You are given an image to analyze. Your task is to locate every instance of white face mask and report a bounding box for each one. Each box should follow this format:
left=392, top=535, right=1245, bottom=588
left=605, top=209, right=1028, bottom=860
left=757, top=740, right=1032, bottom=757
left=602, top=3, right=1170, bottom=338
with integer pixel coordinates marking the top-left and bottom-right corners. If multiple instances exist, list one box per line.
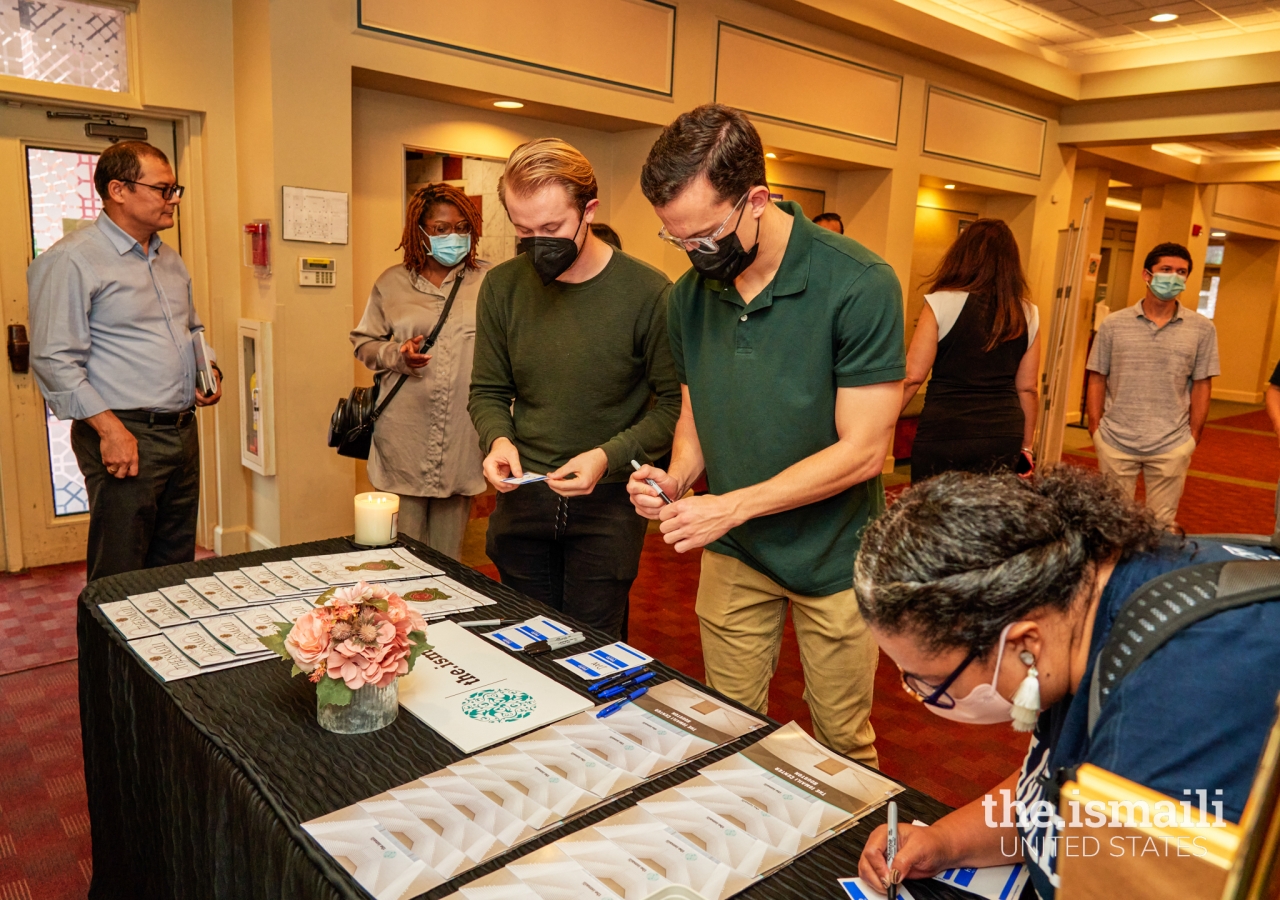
left=925, top=623, right=1020, bottom=725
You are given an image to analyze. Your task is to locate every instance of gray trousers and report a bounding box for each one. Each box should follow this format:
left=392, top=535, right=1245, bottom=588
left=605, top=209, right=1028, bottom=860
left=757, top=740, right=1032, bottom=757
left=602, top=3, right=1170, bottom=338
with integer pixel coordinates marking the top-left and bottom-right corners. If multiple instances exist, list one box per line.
left=397, top=494, right=473, bottom=561
left=71, top=415, right=200, bottom=582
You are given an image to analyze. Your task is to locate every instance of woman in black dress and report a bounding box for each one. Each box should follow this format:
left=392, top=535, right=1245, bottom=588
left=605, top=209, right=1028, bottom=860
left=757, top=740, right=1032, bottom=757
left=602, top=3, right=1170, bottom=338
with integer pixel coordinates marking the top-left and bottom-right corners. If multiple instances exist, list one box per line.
left=904, top=219, right=1041, bottom=482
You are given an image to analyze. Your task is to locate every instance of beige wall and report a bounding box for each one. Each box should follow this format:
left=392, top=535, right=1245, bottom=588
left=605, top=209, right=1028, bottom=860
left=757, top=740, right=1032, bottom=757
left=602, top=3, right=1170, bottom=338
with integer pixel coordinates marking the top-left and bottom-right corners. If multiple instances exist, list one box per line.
left=1215, top=238, right=1280, bottom=403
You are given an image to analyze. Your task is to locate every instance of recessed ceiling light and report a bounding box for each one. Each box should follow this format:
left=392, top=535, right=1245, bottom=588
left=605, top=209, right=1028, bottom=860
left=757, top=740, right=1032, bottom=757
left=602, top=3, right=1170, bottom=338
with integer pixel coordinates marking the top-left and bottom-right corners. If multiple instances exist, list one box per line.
left=1149, top=12, right=1178, bottom=22
left=493, top=100, right=524, bottom=109
left=943, top=184, right=956, bottom=190
left=1105, top=197, right=1142, bottom=212
left=1211, top=231, right=1227, bottom=237
left=765, top=152, right=777, bottom=159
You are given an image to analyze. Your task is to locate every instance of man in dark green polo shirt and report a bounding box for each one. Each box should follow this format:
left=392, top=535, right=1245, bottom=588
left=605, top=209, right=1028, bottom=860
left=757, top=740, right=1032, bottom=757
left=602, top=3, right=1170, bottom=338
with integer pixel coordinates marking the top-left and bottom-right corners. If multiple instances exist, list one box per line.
left=628, top=104, right=904, bottom=765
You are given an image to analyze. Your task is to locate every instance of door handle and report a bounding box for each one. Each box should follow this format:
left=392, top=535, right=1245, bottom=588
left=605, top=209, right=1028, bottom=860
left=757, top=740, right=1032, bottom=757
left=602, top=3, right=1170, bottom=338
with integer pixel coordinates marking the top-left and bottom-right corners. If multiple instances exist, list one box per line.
left=7, top=324, right=29, bottom=374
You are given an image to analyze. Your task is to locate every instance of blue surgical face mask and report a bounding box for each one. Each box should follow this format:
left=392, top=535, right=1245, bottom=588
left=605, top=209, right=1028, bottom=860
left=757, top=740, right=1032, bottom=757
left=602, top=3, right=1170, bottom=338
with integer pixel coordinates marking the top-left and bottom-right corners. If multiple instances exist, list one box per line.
left=422, top=229, right=470, bottom=267
left=1149, top=272, right=1186, bottom=301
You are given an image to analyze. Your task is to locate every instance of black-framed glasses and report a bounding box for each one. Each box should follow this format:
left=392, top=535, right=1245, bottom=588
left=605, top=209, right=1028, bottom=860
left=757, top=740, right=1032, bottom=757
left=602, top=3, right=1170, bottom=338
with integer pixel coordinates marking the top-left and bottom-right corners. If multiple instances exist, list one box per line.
left=899, top=646, right=981, bottom=709
left=121, top=179, right=184, bottom=200
left=419, top=221, right=474, bottom=237
left=657, top=190, right=751, bottom=254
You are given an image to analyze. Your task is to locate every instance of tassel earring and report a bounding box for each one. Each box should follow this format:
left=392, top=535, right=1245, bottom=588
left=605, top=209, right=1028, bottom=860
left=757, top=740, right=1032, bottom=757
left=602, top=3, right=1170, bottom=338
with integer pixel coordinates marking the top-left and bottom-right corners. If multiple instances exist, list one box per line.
left=1011, top=650, right=1041, bottom=732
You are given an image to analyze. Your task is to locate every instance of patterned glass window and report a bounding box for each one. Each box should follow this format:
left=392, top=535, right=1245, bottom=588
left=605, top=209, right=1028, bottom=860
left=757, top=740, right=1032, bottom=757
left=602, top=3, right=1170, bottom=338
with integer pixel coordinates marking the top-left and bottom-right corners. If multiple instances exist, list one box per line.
left=0, top=1, right=128, bottom=93
left=27, top=147, right=101, bottom=517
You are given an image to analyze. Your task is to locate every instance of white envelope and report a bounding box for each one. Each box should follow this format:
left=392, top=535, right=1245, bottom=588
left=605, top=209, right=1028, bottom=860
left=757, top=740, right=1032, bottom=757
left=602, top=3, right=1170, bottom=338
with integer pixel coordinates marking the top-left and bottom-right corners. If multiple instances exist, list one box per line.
left=203, top=614, right=275, bottom=655
left=100, top=600, right=160, bottom=639
left=303, top=807, right=436, bottom=900
left=271, top=599, right=318, bottom=622
left=260, top=560, right=329, bottom=591
left=166, top=622, right=238, bottom=667
left=126, top=592, right=189, bottom=628
left=184, top=575, right=248, bottom=610
left=157, top=583, right=221, bottom=618
left=234, top=606, right=285, bottom=638
left=129, top=634, right=201, bottom=681
left=235, top=565, right=305, bottom=597
left=213, top=570, right=277, bottom=603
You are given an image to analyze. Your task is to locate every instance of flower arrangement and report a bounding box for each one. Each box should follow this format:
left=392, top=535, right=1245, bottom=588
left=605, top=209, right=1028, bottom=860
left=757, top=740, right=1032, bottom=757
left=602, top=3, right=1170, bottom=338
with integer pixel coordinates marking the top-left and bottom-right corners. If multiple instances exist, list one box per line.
left=260, top=581, right=430, bottom=709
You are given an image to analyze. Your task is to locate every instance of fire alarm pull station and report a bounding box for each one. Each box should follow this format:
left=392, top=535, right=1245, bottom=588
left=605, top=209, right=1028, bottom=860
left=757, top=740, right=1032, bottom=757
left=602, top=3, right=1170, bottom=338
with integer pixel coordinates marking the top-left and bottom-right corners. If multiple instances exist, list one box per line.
left=243, top=221, right=270, bottom=278
left=299, top=257, right=336, bottom=286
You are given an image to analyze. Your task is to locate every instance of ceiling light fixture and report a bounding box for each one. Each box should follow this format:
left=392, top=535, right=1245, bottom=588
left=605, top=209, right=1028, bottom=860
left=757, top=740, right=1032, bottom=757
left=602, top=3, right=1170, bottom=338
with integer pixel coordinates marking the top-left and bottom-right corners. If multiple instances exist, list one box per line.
left=493, top=100, right=524, bottom=109
left=1149, top=12, right=1178, bottom=21
left=1211, top=231, right=1227, bottom=238
left=943, top=184, right=956, bottom=190
left=765, top=152, right=777, bottom=159
left=1105, top=197, right=1142, bottom=212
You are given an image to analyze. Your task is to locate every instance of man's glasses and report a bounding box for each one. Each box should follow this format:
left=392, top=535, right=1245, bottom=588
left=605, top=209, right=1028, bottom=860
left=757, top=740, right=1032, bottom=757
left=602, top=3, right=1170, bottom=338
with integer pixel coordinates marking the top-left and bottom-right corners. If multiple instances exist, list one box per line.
left=657, top=191, right=749, bottom=254
left=420, top=221, right=474, bottom=237
left=899, top=646, right=981, bottom=709
left=121, top=180, right=184, bottom=200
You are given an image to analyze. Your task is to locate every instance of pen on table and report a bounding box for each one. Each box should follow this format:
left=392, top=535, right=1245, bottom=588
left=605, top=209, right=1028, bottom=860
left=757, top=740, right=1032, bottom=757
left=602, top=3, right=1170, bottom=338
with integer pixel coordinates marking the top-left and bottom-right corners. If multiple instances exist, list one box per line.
left=458, top=619, right=521, bottom=628
left=595, top=686, right=648, bottom=719
left=589, top=664, right=652, bottom=694
left=597, top=671, right=657, bottom=700
left=630, top=460, right=674, bottom=505
left=886, top=799, right=899, bottom=900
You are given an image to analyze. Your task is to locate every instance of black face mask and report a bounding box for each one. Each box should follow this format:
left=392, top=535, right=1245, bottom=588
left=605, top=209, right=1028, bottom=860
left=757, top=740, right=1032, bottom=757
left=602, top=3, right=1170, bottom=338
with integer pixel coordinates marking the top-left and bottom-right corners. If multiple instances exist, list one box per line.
left=518, top=215, right=585, bottom=286
left=686, top=203, right=760, bottom=283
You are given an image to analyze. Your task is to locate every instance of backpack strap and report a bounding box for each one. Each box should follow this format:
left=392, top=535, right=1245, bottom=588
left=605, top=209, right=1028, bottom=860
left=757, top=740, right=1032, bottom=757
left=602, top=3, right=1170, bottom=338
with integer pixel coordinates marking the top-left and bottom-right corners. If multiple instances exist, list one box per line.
left=1087, top=558, right=1280, bottom=736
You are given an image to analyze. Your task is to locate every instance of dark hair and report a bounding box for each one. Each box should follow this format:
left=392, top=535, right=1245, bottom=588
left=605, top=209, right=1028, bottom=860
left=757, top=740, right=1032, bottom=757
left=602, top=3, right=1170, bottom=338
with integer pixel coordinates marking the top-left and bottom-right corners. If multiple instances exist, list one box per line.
left=397, top=183, right=482, bottom=273
left=589, top=222, right=622, bottom=249
left=1143, top=242, right=1194, bottom=277
left=641, top=104, right=765, bottom=207
left=813, top=212, right=843, bottom=232
left=928, top=218, right=1030, bottom=352
left=853, top=467, right=1164, bottom=658
left=93, top=141, right=170, bottom=202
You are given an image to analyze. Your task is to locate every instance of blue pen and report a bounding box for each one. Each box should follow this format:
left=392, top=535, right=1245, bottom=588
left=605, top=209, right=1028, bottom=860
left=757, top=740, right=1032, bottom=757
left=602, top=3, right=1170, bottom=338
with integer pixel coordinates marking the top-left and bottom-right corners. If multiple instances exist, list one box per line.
left=596, top=686, right=648, bottom=718
left=597, top=671, right=657, bottom=700
left=589, top=665, right=651, bottom=694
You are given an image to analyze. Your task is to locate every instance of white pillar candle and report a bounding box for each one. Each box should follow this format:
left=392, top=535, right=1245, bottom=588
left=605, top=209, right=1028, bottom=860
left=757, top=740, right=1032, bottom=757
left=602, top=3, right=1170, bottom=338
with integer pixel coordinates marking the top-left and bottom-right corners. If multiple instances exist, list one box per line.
left=353, top=492, right=399, bottom=546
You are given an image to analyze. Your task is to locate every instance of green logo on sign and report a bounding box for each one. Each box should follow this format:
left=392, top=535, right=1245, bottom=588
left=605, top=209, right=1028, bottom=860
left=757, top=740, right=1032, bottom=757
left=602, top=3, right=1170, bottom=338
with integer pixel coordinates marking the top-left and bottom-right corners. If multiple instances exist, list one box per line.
left=461, top=688, right=537, bottom=723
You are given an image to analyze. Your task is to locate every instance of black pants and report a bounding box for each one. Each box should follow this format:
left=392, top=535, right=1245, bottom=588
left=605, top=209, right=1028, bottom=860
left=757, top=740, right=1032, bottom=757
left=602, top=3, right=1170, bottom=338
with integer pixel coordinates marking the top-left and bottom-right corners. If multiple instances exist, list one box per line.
left=485, top=481, right=648, bottom=639
left=910, top=435, right=1022, bottom=483
left=71, top=414, right=200, bottom=582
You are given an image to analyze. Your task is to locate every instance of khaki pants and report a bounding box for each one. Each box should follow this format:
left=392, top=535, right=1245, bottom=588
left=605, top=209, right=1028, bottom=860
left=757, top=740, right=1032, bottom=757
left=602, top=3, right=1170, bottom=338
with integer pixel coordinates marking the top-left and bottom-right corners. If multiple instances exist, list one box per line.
left=695, top=549, right=879, bottom=766
left=397, top=494, right=473, bottom=560
left=1093, top=434, right=1196, bottom=529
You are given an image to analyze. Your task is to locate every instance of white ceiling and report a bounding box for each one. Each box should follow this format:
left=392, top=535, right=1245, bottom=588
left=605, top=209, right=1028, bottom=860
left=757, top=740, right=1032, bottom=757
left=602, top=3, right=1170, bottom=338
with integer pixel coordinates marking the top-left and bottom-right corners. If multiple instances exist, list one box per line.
left=916, top=0, right=1280, bottom=56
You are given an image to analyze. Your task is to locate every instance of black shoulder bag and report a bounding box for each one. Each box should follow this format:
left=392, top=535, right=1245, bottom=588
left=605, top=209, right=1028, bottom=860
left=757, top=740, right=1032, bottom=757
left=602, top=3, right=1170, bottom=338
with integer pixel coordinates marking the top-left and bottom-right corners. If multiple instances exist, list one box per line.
left=328, top=270, right=464, bottom=460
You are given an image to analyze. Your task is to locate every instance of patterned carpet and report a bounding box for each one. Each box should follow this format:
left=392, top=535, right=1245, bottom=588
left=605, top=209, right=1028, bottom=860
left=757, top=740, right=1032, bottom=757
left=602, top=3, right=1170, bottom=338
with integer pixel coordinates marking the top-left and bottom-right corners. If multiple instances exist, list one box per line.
left=1, top=412, right=1275, bottom=899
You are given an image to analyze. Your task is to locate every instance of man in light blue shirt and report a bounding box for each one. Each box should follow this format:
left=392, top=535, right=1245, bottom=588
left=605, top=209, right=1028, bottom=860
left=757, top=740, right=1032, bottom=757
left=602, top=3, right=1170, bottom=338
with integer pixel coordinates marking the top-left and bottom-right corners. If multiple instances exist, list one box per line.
left=28, top=140, right=222, bottom=581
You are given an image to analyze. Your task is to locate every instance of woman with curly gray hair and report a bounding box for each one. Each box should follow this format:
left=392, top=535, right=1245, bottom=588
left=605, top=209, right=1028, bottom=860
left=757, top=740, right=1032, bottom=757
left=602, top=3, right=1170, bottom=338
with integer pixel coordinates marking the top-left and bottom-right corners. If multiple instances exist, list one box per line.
left=853, top=466, right=1280, bottom=900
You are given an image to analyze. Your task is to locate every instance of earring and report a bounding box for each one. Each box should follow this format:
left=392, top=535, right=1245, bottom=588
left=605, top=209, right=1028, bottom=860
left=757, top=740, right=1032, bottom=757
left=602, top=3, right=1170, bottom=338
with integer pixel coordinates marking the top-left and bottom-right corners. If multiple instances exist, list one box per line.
left=1011, top=650, right=1041, bottom=732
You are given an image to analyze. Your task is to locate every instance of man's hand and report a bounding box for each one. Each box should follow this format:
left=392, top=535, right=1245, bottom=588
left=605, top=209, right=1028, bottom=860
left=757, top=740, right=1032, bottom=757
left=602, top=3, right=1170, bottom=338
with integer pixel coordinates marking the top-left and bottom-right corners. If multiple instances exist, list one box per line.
left=546, top=448, right=608, bottom=497
left=627, top=464, right=680, bottom=520
left=858, top=823, right=952, bottom=890
left=482, top=437, right=524, bottom=492
left=196, top=366, right=223, bottom=407
left=399, top=335, right=432, bottom=370
left=657, top=493, right=742, bottom=553
left=85, top=411, right=139, bottom=479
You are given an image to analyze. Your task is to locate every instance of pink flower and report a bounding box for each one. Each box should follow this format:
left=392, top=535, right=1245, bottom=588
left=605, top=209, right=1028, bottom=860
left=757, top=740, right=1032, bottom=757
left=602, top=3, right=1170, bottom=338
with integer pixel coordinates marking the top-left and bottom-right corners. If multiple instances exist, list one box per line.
left=285, top=610, right=331, bottom=672
left=385, top=594, right=427, bottom=635
left=330, top=581, right=374, bottom=607
left=325, top=630, right=410, bottom=689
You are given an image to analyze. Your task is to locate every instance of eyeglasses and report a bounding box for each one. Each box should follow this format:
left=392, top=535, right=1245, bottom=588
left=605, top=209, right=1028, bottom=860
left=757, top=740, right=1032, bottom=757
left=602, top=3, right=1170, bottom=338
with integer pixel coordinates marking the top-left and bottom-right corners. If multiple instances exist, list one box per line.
left=120, top=180, right=184, bottom=200
left=899, top=646, right=981, bottom=709
left=420, top=221, right=474, bottom=237
left=657, top=191, right=750, bottom=254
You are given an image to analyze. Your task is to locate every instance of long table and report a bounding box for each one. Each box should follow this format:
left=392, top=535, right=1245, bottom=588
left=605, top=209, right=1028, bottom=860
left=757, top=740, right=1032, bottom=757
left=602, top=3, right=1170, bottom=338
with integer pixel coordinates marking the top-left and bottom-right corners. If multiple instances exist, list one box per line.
left=78, top=536, right=977, bottom=900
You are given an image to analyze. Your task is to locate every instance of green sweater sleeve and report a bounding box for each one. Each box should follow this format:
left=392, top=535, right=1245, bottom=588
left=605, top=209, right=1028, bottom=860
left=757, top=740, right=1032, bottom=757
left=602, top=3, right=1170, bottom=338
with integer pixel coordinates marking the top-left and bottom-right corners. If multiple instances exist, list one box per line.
left=467, top=274, right=518, bottom=454
left=597, top=284, right=681, bottom=476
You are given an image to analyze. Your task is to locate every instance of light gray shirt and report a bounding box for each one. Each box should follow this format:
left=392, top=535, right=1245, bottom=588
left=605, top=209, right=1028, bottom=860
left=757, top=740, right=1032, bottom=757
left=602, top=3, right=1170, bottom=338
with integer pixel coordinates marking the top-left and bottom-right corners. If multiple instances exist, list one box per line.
left=1086, top=300, right=1220, bottom=455
left=351, top=261, right=488, bottom=499
left=28, top=213, right=206, bottom=419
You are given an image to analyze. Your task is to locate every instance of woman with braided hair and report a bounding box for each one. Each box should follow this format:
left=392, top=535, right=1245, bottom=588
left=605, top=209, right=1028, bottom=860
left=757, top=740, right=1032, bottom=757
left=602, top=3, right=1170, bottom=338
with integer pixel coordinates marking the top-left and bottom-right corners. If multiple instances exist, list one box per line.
left=350, top=183, right=490, bottom=559
left=853, top=466, right=1280, bottom=899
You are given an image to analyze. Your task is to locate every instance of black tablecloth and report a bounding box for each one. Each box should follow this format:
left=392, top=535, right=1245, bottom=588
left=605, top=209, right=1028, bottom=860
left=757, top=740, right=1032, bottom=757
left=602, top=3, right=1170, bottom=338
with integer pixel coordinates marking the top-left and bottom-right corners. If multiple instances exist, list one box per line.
left=79, top=536, right=972, bottom=900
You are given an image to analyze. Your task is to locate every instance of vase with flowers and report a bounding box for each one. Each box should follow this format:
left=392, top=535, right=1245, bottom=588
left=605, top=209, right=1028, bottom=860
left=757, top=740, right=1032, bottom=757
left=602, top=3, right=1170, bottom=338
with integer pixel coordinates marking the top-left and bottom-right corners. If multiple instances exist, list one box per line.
left=260, top=580, right=431, bottom=734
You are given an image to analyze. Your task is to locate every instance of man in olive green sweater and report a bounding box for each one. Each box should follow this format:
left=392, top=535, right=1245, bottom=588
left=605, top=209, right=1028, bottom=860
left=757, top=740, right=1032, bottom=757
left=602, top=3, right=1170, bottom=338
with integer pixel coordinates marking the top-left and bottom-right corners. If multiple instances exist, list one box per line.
left=469, top=138, right=679, bottom=638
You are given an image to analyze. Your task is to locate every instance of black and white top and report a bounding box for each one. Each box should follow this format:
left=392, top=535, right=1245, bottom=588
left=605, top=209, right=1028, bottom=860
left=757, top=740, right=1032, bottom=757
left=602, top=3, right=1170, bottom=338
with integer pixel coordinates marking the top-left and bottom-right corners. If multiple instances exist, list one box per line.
left=914, top=291, right=1038, bottom=444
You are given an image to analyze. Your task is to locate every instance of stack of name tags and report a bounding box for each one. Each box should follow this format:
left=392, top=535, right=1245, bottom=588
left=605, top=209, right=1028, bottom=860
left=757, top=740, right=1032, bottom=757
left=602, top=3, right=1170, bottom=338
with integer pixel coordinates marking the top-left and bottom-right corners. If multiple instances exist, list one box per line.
left=99, top=548, right=496, bottom=682
left=303, top=681, right=903, bottom=900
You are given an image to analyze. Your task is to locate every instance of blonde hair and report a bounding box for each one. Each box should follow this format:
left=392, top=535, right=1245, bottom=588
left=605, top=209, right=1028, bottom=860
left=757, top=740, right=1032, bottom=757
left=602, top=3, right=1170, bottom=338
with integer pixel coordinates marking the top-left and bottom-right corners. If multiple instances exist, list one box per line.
left=498, top=138, right=597, bottom=212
